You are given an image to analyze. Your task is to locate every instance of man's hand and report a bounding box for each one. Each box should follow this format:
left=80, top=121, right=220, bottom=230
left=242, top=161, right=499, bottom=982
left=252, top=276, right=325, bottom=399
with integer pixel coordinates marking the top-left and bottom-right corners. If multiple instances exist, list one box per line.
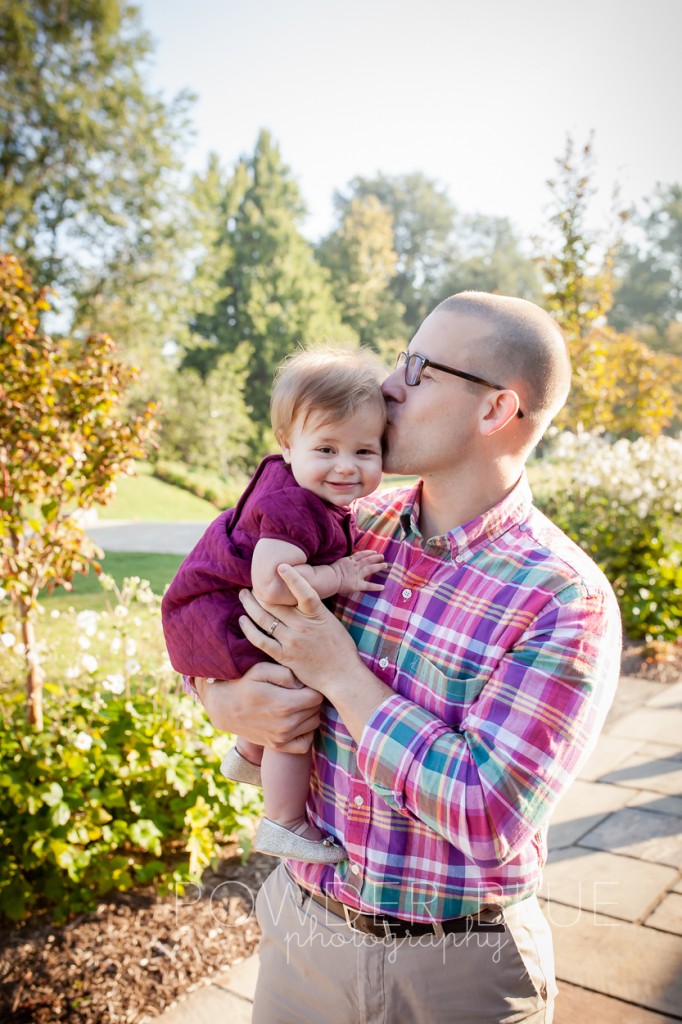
left=238, top=564, right=394, bottom=742
left=238, top=564, right=359, bottom=699
left=194, top=662, right=323, bottom=754
left=332, top=550, right=388, bottom=595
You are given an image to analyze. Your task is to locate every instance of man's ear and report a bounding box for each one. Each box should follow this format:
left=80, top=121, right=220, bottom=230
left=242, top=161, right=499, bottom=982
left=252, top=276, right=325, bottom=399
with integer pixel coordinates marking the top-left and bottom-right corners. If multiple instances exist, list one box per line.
left=479, top=390, right=522, bottom=437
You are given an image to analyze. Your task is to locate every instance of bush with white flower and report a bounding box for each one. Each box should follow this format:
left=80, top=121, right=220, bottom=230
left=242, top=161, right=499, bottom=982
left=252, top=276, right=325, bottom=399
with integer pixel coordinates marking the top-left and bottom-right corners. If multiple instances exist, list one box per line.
left=538, top=431, right=682, bottom=641
left=0, top=575, right=261, bottom=923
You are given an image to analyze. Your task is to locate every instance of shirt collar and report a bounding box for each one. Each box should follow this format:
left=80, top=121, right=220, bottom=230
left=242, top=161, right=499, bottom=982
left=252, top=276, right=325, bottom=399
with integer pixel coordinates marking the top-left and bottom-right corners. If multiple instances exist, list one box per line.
left=399, top=473, right=533, bottom=558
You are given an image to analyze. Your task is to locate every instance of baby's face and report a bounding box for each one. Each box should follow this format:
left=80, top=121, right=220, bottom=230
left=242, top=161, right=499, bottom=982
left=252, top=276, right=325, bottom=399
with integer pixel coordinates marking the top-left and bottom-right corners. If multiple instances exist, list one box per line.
left=280, top=406, right=384, bottom=507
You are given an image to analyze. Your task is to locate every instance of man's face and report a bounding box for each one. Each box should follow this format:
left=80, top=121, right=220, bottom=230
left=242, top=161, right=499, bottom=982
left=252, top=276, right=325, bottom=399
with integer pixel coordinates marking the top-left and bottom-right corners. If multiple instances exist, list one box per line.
left=381, top=310, right=491, bottom=478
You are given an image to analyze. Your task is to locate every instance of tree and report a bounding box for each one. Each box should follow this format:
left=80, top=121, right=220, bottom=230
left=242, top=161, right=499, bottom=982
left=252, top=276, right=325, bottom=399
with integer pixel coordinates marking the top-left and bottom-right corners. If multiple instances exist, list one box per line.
left=0, top=254, right=157, bottom=729
left=536, top=135, right=623, bottom=340
left=334, top=172, right=458, bottom=332
left=434, top=214, right=543, bottom=304
left=531, top=135, right=682, bottom=436
left=554, top=325, right=682, bottom=437
left=184, top=132, right=347, bottom=441
left=610, top=183, right=682, bottom=348
left=0, top=0, right=192, bottom=301
left=317, top=194, right=405, bottom=352
left=156, top=347, right=259, bottom=477
left=70, top=201, right=196, bottom=404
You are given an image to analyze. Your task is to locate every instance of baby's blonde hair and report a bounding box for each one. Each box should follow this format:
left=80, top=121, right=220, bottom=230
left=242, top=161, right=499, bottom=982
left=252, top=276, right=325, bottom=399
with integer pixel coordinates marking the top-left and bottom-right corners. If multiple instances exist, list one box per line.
left=270, top=345, right=387, bottom=444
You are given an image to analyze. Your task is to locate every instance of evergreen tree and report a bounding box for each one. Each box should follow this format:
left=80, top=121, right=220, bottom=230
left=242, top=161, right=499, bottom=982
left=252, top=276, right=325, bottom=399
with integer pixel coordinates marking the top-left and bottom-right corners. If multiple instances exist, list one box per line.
left=185, top=131, right=347, bottom=438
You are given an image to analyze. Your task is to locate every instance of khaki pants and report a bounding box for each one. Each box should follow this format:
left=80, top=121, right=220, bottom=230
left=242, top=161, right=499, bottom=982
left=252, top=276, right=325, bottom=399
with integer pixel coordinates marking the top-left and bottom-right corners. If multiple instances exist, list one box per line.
left=253, top=863, right=556, bottom=1023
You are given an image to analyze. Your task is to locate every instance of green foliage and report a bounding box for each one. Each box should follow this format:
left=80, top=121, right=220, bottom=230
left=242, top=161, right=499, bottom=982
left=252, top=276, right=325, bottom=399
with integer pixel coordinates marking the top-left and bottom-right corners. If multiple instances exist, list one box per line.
left=555, top=325, right=682, bottom=438
left=0, top=683, right=259, bottom=923
left=317, top=195, right=406, bottom=350
left=0, top=253, right=157, bottom=728
left=0, top=575, right=262, bottom=923
left=336, top=172, right=457, bottom=333
left=156, top=348, right=259, bottom=476
left=0, top=0, right=192, bottom=297
left=153, top=462, right=248, bottom=510
left=538, top=432, right=682, bottom=642
left=533, top=136, right=682, bottom=437
left=539, top=492, right=681, bottom=641
left=184, top=131, right=347, bottom=440
left=610, top=183, right=682, bottom=346
left=536, top=134, right=623, bottom=340
left=434, top=215, right=543, bottom=304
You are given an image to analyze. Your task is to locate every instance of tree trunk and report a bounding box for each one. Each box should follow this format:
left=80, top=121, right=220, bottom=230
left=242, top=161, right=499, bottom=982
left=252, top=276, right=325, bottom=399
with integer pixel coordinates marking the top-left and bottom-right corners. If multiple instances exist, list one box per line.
left=20, top=605, right=44, bottom=731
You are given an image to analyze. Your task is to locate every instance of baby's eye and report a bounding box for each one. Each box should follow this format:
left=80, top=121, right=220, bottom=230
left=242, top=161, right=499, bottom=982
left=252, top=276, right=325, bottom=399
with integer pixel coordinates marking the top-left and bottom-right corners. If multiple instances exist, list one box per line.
left=357, top=448, right=379, bottom=456
left=317, top=446, right=335, bottom=454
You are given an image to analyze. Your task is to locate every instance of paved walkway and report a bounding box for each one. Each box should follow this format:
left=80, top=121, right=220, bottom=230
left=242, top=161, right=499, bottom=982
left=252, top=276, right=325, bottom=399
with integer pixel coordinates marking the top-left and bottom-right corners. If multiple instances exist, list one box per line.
left=87, top=519, right=208, bottom=556
left=88, top=524, right=682, bottom=1022
left=153, top=673, right=682, bottom=1024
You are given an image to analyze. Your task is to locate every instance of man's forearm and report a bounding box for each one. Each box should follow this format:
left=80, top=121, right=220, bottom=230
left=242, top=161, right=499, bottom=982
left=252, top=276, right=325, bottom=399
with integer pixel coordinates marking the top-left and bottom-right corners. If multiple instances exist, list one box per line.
left=323, top=661, right=394, bottom=745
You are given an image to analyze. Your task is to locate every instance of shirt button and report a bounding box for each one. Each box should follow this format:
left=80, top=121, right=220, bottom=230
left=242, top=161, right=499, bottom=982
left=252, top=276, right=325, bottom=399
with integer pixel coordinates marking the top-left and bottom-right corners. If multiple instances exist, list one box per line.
left=519, top=523, right=527, bottom=532
left=353, top=795, right=364, bottom=807
left=401, top=588, right=412, bottom=599
left=455, top=554, right=464, bottom=563
left=379, top=657, right=389, bottom=669
left=351, top=864, right=361, bottom=876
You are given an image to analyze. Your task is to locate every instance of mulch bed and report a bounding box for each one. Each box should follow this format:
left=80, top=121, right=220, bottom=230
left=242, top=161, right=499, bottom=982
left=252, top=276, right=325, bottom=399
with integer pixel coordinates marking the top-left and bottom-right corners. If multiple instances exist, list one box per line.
left=2, top=641, right=680, bottom=1024
left=0, top=851, right=275, bottom=1024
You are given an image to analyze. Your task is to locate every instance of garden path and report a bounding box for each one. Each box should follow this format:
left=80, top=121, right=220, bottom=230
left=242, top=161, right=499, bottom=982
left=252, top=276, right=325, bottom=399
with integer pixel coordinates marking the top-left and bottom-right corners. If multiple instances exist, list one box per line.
left=87, top=520, right=207, bottom=556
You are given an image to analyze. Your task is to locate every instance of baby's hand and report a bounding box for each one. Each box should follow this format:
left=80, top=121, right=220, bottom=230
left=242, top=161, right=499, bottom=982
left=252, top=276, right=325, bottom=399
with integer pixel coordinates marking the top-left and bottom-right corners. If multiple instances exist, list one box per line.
left=334, top=550, right=388, bottom=594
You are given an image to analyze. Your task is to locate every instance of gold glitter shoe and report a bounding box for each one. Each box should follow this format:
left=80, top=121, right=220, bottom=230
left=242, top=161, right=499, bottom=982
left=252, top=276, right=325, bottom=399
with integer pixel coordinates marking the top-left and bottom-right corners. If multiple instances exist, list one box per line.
left=253, top=818, right=348, bottom=864
left=220, top=746, right=262, bottom=787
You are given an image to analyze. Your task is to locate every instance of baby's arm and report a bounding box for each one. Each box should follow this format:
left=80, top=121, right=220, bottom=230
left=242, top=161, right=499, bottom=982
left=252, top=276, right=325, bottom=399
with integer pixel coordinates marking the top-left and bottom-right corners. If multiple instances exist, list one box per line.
left=252, top=539, right=387, bottom=605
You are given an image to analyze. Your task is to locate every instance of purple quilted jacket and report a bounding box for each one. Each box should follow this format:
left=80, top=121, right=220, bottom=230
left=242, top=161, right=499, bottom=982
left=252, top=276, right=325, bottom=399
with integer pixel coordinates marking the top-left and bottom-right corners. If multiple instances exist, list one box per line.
left=161, top=456, right=352, bottom=680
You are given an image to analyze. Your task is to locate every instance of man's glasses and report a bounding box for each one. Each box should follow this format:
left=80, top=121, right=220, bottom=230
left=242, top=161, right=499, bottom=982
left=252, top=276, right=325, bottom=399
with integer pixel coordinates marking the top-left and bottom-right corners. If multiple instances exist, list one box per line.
left=395, top=351, right=524, bottom=418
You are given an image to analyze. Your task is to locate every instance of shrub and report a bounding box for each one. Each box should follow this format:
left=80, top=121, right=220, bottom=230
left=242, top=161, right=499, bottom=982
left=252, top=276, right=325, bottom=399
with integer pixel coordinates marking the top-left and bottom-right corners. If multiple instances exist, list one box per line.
left=0, top=577, right=261, bottom=923
left=153, top=460, right=247, bottom=510
left=538, top=431, right=682, bottom=642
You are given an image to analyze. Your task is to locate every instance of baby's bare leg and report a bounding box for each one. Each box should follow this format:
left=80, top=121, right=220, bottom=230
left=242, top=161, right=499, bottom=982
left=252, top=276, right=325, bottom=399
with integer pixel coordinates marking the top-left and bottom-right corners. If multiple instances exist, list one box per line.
left=261, top=747, right=321, bottom=840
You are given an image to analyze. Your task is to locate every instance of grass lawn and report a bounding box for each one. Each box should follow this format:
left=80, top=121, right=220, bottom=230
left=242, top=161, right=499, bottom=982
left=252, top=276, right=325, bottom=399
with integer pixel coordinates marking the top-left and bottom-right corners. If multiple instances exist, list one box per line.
left=41, top=551, right=184, bottom=613
left=96, top=466, right=216, bottom=522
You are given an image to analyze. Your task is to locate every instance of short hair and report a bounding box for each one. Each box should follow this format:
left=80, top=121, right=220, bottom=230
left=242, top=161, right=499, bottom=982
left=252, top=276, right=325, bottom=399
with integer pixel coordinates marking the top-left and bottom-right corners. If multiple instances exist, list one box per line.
left=270, top=345, right=387, bottom=443
left=435, top=292, right=572, bottom=430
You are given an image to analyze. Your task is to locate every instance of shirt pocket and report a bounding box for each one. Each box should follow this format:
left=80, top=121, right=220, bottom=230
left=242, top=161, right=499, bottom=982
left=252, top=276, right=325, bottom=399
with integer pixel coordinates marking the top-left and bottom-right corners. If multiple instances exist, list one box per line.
left=395, top=647, right=486, bottom=725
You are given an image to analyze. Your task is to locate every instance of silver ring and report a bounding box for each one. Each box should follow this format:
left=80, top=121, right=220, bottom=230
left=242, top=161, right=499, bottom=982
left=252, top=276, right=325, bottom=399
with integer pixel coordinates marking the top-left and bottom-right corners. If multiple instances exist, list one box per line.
left=267, top=618, right=281, bottom=637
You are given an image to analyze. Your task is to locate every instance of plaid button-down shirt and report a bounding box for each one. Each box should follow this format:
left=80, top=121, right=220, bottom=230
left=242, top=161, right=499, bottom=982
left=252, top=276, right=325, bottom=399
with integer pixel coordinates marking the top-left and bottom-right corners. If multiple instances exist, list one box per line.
left=290, top=474, right=622, bottom=921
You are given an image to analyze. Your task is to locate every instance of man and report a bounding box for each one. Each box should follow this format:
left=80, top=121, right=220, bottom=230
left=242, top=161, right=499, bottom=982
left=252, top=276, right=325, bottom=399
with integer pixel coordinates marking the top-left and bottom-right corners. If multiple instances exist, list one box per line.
left=196, top=292, right=622, bottom=1023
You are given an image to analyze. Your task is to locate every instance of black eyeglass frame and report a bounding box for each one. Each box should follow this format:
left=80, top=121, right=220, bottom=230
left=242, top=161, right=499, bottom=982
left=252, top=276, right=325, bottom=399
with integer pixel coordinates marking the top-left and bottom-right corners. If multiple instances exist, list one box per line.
left=396, top=351, right=524, bottom=418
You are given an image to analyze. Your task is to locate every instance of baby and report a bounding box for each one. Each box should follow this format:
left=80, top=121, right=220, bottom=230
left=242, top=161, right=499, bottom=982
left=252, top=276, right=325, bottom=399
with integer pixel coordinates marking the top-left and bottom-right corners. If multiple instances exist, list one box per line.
left=162, top=346, right=387, bottom=862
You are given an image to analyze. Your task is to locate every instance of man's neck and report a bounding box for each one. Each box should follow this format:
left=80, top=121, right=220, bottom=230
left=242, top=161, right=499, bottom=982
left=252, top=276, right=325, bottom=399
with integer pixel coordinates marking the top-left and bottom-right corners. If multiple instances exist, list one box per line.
left=417, top=460, right=524, bottom=540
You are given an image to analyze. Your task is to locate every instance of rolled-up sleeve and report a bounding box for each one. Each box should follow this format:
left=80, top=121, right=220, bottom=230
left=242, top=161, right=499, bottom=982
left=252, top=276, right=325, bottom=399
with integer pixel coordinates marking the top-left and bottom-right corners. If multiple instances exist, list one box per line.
left=357, top=583, right=621, bottom=867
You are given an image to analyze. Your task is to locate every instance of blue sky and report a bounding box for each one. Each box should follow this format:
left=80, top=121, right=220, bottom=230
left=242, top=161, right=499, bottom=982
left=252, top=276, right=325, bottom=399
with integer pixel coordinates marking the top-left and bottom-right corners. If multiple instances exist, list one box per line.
left=139, top=0, right=682, bottom=242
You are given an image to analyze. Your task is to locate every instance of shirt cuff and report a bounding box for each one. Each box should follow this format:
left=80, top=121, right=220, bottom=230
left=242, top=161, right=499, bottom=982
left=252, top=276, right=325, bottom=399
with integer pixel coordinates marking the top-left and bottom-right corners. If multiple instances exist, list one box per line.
left=356, top=693, right=449, bottom=812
